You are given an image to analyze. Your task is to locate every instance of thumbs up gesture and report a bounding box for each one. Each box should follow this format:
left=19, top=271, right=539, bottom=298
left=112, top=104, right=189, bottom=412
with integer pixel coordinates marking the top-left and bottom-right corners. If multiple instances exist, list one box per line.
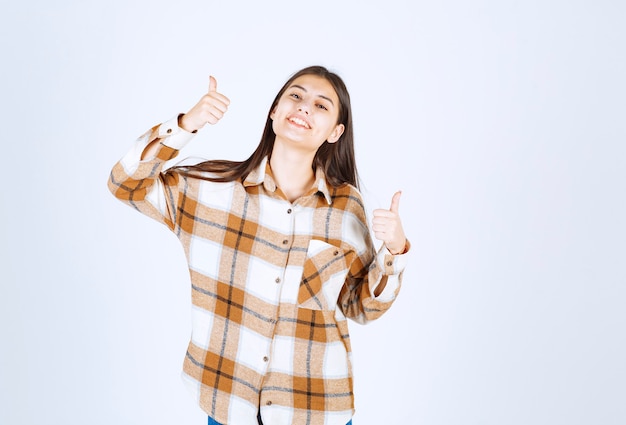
left=179, top=75, right=231, bottom=133
left=372, top=191, right=407, bottom=255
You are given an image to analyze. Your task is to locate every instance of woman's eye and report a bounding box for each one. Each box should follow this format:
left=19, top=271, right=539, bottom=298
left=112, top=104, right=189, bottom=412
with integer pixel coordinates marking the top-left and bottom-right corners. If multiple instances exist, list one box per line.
left=290, top=93, right=301, bottom=99
left=316, top=104, right=328, bottom=111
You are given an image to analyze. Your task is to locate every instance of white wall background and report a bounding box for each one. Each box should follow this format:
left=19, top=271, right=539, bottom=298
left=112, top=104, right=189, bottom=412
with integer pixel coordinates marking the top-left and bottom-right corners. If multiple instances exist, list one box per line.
left=1, top=0, right=625, bottom=424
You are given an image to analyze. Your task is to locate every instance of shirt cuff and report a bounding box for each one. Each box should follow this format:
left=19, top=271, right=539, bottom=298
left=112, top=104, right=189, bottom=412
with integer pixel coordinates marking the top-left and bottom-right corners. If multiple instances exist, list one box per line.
left=378, top=242, right=409, bottom=275
left=157, top=114, right=197, bottom=150
left=369, top=241, right=410, bottom=301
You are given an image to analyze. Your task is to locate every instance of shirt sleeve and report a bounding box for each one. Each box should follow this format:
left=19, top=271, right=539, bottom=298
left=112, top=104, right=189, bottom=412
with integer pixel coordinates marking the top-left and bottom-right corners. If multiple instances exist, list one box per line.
left=107, top=115, right=196, bottom=229
left=337, top=191, right=410, bottom=324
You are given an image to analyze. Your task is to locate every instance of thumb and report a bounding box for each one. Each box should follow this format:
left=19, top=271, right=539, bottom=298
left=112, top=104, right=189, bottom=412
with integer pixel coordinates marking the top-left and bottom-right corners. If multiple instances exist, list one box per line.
left=389, top=190, right=402, bottom=213
left=208, top=75, right=217, bottom=92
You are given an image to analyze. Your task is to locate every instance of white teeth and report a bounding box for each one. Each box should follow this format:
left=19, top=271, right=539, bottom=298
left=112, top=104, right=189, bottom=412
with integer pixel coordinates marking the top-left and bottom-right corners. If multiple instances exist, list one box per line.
left=289, top=117, right=310, bottom=128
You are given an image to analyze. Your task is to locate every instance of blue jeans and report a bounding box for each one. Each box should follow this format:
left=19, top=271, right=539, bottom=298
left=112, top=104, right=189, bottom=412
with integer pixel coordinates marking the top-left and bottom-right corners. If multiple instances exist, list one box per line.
left=208, top=416, right=352, bottom=425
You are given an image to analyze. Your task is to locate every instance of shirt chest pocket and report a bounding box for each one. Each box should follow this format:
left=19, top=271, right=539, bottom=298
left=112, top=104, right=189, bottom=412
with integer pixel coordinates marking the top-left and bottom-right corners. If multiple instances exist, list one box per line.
left=298, top=239, right=351, bottom=311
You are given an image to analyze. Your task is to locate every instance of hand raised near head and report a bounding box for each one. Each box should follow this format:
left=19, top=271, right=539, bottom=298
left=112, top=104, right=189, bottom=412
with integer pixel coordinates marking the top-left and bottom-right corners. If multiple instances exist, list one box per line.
left=372, top=191, right=408, bottom=255
left=179, top=75, right=231, bottom=133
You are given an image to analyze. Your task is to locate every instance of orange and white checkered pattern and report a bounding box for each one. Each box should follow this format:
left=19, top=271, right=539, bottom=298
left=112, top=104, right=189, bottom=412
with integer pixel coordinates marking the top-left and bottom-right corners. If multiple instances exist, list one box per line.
left=108, top=116, right=408, bottom=425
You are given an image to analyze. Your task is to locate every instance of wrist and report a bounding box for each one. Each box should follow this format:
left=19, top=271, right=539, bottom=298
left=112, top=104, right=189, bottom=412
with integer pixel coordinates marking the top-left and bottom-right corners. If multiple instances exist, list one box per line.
left=388, top=239, right=409, bottom=255
left=178, top=113, right=199, bottom=133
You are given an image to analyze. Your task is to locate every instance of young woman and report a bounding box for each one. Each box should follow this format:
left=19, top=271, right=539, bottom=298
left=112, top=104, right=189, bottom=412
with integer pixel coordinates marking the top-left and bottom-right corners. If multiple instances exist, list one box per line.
left=108, top=66, right=409, bottom=425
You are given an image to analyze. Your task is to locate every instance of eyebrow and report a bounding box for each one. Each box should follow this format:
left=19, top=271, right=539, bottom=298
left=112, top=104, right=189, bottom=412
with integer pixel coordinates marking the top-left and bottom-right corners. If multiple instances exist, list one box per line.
left=290, top=84, right=335, bottom=106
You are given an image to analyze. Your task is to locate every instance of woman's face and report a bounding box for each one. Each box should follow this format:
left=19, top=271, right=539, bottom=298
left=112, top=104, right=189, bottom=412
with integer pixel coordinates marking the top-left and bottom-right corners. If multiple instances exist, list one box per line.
left=270, top=74, right=345, bottom=154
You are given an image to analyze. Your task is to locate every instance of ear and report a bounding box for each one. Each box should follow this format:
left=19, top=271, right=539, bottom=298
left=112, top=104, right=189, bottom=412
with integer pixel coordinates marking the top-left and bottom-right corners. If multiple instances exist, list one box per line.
left=327, top=123, right=345, bottom=144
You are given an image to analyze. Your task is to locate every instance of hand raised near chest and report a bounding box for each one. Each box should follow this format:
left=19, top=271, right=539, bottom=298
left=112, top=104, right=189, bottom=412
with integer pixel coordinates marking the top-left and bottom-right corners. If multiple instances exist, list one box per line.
left=179, top=76, right=231, bottom=133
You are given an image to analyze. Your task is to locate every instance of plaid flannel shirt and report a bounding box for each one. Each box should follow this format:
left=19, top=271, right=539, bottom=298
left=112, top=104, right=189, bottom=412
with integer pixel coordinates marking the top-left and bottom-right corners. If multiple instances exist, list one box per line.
left=108, top=116, right=408, bottom=425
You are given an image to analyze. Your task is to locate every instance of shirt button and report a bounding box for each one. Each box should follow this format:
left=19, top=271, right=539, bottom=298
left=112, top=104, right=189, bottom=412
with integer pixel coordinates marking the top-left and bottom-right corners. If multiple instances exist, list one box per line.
left=166, top=128, right=172, bottom=134
left=287, top=208, right=292, bottom=214
left=266, top=401, right=272, bottom=406
left=386, top=261, right=393, bottom=267
left=275, top=277, right=281, bottom=284
left=333, top=250, right=339, bottom=256
left=282, top=239, right=289, bottom=245
left=263, top=356, right=269, bottom=362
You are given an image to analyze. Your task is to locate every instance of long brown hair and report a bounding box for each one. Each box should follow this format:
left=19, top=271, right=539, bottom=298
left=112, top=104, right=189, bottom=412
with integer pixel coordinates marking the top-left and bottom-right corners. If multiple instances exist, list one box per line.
left=175, top=65, right=359, bottom=188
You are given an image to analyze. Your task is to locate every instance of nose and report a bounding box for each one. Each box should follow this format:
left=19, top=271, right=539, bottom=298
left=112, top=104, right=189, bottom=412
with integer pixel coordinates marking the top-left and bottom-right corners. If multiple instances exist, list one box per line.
left=298, top=104, right=310, bottom=115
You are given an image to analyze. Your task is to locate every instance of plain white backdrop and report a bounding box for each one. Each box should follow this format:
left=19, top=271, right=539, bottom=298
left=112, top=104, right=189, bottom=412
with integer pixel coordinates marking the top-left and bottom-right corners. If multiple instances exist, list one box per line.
left=1, top=0, right=625, bottom=424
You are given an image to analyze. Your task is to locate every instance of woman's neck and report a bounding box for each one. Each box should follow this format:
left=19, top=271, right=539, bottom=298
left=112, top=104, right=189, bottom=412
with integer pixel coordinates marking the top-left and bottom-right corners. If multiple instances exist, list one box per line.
left=269, top=143, right=316, bottom=203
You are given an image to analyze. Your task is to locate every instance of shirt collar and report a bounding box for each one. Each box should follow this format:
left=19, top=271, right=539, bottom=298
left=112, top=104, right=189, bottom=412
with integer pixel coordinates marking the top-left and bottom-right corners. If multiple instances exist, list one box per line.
left=243, top=156, right=333, bottom=205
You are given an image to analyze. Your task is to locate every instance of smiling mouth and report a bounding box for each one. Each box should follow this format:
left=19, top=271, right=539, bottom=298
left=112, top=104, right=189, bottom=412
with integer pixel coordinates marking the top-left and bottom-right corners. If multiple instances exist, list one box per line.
left=288, top=116, right=311, bottom=129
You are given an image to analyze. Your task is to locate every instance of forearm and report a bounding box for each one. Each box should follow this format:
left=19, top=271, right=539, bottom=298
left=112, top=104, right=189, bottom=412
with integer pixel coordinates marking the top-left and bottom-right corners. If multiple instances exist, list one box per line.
left=107, top=115, right=196, bottom=225
left=340, top=242, right=410, bottom=323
